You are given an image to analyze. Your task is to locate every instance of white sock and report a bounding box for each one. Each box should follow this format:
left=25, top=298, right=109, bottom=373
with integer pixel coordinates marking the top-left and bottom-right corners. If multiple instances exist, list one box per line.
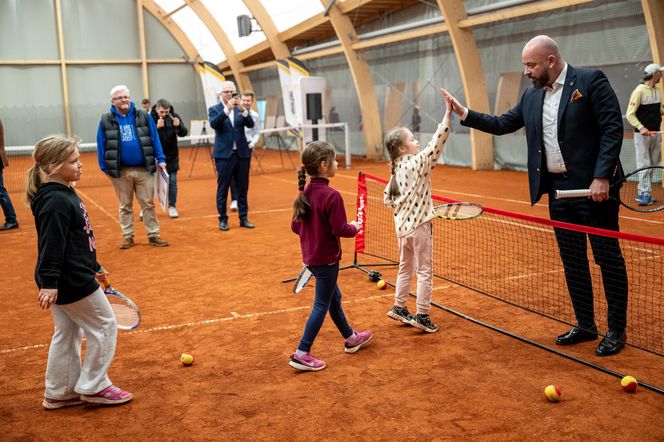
left=295, top=349, right=308, bottom=358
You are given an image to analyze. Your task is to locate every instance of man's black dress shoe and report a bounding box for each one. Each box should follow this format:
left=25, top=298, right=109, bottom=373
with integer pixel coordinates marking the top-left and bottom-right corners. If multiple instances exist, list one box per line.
left=556, top=325, right=598, bottom=346
left=219, top=220, right=229, bottom=231
left=0, top=221, right=19, bottom=231
left=596, top=330, right=626, bottom=356
left=239, top=219, right=254, bottom=229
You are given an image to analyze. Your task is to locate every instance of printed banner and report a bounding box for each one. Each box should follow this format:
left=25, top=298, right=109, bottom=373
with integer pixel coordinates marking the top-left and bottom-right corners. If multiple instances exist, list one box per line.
left=277, top=57, right=310, bottom=127
left=198, top=61, right=225, bottom=112
left=154, top=168, right=169, bottom=212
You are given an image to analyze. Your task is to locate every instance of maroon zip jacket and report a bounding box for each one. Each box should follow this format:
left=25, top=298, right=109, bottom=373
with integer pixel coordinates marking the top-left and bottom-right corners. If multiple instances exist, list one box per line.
left=291, top=177, right=357, bottom=266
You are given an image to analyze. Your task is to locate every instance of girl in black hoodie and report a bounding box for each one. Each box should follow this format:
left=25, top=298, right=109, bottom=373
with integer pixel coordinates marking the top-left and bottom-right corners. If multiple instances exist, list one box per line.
left=28, top=135, right=133, bottom=409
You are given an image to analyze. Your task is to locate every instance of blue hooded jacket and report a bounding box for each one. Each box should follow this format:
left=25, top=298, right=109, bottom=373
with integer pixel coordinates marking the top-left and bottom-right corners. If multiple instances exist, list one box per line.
left=96, top=102, right=165, bottom=173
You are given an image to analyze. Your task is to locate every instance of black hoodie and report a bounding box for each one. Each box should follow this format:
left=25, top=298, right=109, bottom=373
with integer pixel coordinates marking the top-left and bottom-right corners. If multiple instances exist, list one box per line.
left=31, top=182, right=101, bottom=304
left=150, top=104, right=188, bottom=173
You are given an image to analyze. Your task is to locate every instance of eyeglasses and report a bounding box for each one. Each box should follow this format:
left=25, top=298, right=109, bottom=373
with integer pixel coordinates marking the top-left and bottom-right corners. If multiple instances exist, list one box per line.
left=113, top=95, right=130, bottom=101
left=220, top=90, right=235, bottom=94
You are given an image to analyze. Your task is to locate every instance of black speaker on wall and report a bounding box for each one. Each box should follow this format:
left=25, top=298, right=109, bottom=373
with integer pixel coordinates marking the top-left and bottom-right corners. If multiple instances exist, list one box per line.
left=306, top=93, right=323, bottom=140
left=306, top=93, right=322, bottom=120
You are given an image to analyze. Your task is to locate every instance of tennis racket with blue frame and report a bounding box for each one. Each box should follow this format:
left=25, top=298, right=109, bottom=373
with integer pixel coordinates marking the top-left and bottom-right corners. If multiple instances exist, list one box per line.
left=99, top=276, right=141, bottom=330
left=293, top=265, right=314, bottom=294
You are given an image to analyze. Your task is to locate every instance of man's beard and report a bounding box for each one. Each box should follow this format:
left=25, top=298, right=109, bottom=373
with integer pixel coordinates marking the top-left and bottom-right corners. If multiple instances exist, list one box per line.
left=528, top=69, right=550, bottom=89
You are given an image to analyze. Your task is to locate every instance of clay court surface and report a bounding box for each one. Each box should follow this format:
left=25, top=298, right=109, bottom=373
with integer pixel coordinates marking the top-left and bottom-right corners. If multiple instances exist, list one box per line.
left=1, top=149, right=663, bottom=440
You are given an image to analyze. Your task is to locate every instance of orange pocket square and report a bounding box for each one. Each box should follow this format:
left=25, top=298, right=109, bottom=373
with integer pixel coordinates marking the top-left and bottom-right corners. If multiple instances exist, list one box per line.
left=571, top=89, right=583, bottom=102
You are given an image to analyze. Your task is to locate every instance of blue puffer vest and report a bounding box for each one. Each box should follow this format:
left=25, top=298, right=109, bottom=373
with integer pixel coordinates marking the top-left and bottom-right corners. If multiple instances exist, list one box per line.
left=100, top=109, right=156, bottom=178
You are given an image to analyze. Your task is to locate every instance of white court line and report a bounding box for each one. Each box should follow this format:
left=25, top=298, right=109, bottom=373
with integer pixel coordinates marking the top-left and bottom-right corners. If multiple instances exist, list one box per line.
left=76, top=189, right=119, bottom=224
left=620, top=214, right=664, bottom=225
left=433, top=285, right=453, bottom=291
left=506, top=269, right=563, bottom=280
left=0, top=293, right=394, bottom=355
left=177, top=207, right=294, bottom=221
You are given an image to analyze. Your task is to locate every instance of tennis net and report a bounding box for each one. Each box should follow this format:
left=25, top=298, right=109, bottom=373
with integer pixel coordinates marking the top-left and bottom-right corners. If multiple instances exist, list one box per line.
left=355, top=172, right=664, bottom=356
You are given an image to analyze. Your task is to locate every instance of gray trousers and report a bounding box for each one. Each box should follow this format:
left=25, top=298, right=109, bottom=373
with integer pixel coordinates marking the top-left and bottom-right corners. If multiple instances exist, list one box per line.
left=44, top=288, right=117, bottom=398
left=633, top=132, right=663, bottom=195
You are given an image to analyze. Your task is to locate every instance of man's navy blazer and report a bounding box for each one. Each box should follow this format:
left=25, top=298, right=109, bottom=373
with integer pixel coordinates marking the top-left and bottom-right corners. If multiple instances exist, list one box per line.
left=208, top=104, right=255, bottom=160
left=462, top=64, right=624, bottom=205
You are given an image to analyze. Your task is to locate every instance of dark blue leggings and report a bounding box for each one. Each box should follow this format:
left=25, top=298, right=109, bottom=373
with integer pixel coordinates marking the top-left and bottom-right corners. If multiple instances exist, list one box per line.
left=297, top=263, right=354, bottom=353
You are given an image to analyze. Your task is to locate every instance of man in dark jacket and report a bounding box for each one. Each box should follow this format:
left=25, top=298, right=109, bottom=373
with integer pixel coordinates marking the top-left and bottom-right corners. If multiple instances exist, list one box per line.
left=151, top=98, right=188, bottom=218
left=96, top=85, right=169, bottom=249
left=442, top=35, right=628, bottom=356
left=0, top=118, right=19, bottom=231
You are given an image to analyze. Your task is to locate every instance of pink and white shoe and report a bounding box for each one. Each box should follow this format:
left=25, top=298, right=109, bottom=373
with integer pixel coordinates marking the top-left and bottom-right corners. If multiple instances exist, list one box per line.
left=344, top=330, right=374, bottom=354
left=42, top=396, right=84, bottom=410
left=289, top=352, right=327, bottom=371
left=80, top=385, right=133, bottom=405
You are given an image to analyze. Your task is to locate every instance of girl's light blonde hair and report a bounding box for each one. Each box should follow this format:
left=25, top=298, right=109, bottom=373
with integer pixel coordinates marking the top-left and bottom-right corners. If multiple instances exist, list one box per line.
left=26, top=135, right=80, bottom=204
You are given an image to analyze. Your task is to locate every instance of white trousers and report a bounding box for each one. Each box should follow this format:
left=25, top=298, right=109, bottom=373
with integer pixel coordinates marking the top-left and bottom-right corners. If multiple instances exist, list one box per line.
left=110, top=167, right=160, bottom=239
left=633, top=132, right=663, bottom=195
left=44, top=288, right=117, bottom=399
left=395, top=221, right=433, bottom=315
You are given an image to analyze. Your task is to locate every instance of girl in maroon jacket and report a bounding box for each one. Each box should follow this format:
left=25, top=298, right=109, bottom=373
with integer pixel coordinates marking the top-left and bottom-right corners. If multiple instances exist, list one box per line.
left=289, top=141, right=373, bottom=371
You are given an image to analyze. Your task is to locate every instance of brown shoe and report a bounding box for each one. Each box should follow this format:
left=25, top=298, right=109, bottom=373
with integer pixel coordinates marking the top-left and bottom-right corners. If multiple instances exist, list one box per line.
left=148, top=236, right=169, bottom=247
left=119, top=237, right=134, bottom=249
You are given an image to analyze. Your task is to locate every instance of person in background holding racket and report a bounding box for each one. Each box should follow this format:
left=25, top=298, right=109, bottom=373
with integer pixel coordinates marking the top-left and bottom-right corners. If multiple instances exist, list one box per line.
left=442, top=35, right=629, bottom=356
left=289, top=141, right=373, bottom=371
left=383, top=89, right=452, bottom=333
left=626, top=63, right=664, bottom=206
left=27, top=135, right=133, bottom=409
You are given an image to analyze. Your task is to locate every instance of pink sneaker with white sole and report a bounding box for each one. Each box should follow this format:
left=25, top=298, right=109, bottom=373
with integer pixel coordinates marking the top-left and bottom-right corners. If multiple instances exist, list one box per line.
left=80, top=385, right=133, bottom=405
left=344, top=330, right=374, bottom=353
left=289, top=352, right=327, bottom=371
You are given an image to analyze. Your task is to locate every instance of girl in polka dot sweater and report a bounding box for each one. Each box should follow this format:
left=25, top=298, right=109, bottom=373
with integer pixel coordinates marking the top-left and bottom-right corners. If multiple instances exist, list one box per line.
left=383, top=89, right=452, bottom=333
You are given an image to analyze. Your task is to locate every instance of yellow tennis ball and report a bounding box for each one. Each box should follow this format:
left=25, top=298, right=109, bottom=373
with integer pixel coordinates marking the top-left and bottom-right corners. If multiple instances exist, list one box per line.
left=180, top=352, right=194, bottom=366
left=544, top=385, right=561, bottom=402
left=621, top=375, right=638, bottom=393
left=376, top=279, right=387, bottom=290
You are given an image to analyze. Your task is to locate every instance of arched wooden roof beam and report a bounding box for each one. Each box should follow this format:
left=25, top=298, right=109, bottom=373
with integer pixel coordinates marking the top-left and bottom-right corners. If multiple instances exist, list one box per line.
left=243, top=0, right=290, bottom=59
left=322, top=0, right=383, bottom=159
left=641, top=0, right=664, bottom=71
left=142, top=0, right=199, bottom=63
left=185, top=0, right=253, bottom=94
left=437, top=0, right=492, bottom=170
left=641, top=0, right=664, bottom=174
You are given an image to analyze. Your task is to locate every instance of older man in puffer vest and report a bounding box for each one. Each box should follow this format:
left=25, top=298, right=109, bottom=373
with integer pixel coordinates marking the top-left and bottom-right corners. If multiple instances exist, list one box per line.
left=96, top=85, right=169, bottom=249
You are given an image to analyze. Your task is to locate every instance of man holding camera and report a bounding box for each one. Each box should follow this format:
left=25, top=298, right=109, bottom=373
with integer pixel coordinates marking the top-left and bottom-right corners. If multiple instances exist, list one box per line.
left=208, top=81, right=255, bottom=231
left=151, top=98, right=188, bottom=218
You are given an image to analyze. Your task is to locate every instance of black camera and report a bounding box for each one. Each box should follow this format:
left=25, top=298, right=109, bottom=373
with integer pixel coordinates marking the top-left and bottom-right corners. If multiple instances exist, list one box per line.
left=231, top=92, right=239, bottom=98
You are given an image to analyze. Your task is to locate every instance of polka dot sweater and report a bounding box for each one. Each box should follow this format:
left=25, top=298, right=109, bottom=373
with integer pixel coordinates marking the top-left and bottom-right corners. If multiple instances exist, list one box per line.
left=383, top=118, right=450, bottom=237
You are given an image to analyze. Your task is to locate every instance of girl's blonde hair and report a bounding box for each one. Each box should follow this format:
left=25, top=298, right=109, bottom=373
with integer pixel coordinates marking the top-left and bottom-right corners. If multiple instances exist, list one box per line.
left=293, top=140, right=336, bottom=222
left=383, top=126, right=408, bottom=198
left=26, top=135, right=80, bottom=204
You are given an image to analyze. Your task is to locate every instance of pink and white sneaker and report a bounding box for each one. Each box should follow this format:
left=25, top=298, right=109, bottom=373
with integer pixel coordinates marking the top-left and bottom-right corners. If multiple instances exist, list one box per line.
left=289, top=352, right=327, bottom=371
left=344, top=330, right=374, bottom=354
left=80, top=385, right=133, bottom=405
left=42, top=396, right=84, bottom=410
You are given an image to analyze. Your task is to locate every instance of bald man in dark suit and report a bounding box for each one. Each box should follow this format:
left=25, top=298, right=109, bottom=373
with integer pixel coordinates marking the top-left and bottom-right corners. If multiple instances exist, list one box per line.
left=442, top=35, right=628, bottom=356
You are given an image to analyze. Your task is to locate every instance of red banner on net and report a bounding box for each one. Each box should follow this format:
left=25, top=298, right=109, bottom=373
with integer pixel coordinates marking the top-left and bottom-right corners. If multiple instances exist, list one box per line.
left=355, top=172, right=367, bottom=253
